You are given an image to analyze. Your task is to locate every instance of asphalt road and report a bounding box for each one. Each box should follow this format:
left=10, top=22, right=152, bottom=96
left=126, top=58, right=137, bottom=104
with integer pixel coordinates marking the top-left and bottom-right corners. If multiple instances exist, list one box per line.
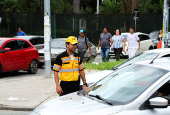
left=0, top=110, right=31, bottom=115
left=0, top=54, right=115, bottom=115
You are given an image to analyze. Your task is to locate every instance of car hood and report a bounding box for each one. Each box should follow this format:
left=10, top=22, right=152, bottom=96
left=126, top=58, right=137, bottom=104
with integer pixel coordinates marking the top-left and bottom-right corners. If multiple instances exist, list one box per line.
left=38, top=48, right=66, bottom=54
left=81, top=70, right=113, bottom=85
left=32, top=92, right=123, bottom=115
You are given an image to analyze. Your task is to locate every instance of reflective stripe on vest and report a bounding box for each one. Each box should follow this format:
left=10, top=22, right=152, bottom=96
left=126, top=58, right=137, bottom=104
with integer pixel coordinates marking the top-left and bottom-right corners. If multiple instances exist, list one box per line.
left=53, top=64, right=61, bottom=71
left=59, top=56, right=82, bottom=81
left=79, top=63, right=85, bottom=70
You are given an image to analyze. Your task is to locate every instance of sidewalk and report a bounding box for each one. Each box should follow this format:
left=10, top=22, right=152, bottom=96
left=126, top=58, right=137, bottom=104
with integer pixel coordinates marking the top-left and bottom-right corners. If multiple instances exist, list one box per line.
left=0, top=69, right=99, bottom=111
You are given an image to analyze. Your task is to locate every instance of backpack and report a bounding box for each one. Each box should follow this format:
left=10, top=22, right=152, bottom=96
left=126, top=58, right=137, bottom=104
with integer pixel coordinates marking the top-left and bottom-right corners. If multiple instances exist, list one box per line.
left=77, top=36, right=88, bottom=50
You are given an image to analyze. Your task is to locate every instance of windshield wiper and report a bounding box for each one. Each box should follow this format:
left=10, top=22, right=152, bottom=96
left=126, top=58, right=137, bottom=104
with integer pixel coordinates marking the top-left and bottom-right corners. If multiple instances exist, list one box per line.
left=89, top=94, right=113, bottom=105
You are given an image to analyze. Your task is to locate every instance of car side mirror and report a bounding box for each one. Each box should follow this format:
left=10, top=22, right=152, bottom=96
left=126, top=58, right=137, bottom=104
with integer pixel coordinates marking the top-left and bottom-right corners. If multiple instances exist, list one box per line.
left=148, top=97, right=168, bottom=108
left=3, top=48, right=11, bottom=52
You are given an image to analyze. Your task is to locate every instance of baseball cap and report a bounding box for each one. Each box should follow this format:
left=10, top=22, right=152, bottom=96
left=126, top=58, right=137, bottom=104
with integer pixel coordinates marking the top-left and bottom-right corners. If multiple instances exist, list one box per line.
left=66, top=36, right=78, bottom=44
left=79, top=30, right=84, bottom=34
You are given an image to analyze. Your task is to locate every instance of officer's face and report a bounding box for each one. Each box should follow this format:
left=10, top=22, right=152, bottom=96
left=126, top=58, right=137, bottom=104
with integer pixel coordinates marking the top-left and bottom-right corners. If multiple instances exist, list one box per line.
left=67, top=43, right=77, bottom=52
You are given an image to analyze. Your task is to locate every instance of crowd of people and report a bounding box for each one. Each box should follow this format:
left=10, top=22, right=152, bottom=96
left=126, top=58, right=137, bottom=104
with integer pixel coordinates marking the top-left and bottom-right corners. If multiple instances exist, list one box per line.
left=98, top=27, right=140, bottom=62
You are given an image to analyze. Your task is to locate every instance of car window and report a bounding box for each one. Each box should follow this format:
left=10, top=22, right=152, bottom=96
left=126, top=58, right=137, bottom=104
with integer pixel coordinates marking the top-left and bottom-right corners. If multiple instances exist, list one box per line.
left=0, top=40, right=4, bottom=46
left=138, top=35, right=144, bottom=41
left=162, top=54, right=170, bottom=57
left=38, top=38, right=44, bottom=44
left=89, top=42, right=93, bottom=47
left=30, top=38, right=38, bottom=45
left=149, top=31, right=159, bottom=39
left=86, top=64, right=168, bottom=105
left=3, top=40, right=17, bottom=51
left=17, top=40, right=31, bottom=49
left=157, top=80, right=170, bottom=104
left=51, top=40, right=66, bottom=49
left=142, top=35, right=150, bottom=40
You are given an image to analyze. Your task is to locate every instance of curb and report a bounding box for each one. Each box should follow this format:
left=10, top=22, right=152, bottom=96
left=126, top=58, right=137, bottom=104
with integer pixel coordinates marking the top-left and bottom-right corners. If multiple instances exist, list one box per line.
left=0, top=105, right=34, bottom=111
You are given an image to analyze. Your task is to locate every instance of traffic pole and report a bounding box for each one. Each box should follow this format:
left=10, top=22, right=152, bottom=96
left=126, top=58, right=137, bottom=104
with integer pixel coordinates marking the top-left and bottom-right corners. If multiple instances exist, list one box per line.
left=44, top=0, right=51, bottom=77
left=162, top=0, right=169, bottom=48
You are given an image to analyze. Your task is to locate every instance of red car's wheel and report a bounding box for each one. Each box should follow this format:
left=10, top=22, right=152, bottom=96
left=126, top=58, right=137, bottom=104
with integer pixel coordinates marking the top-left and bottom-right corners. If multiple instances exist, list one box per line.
left=28, top=60, right=38, bottom=74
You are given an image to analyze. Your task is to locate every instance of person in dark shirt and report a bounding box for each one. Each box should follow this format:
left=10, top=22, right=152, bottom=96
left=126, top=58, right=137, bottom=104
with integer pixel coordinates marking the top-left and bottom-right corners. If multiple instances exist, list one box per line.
left=98, top=27, right=112, bottom=62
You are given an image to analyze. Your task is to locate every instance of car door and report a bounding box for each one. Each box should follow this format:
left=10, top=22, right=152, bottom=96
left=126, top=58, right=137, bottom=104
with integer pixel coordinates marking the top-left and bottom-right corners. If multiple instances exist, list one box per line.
left=30, top=37, right=44, bottom=50
left=29, top=37, right=39, bottom=49
left=137, top=35, right=151, bottom=54
left=16, top=40, right=32, bottom=69
left=2, top=40, right=19, bottom=71
left=37, top=37, right=44, bottom=49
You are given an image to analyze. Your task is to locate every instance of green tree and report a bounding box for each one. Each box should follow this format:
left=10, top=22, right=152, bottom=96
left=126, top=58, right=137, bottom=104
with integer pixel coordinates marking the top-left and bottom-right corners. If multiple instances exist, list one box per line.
left=100, top=0, right=122, bottom=14
left=139, top=0, right=163, bottom=14
left=121, top=0, right=140, bottom=14
left=2, top=0, right=24, bottom=12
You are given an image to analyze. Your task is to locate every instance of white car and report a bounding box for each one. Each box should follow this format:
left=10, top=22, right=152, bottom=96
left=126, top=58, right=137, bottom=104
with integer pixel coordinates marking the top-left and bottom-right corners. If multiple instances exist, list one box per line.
left=109, top=32, right=154, bottom=58
left=82, top=48, right=170, bottom=86
left=30, top=57, right=170, bottom=115
left=14, top=36, right=44, bottom=50
left=38, top=38, right=97, bottom=67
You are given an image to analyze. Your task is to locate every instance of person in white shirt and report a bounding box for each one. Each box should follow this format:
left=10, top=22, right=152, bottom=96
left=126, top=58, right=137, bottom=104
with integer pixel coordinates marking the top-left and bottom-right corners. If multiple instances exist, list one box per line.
left=127, top=28, right=140, bottom=58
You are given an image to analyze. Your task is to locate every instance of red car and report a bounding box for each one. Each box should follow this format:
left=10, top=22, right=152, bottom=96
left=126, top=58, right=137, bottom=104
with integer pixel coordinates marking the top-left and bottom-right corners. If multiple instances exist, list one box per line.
left=0, top=38, right=39, bottom=75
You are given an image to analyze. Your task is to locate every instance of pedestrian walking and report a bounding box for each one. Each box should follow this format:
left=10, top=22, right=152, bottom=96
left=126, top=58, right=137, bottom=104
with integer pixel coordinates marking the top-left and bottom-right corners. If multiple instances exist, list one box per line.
left=77, top=30, right=92, bottom=62
left=53, top=36, right=87, bottom=96
left=17, top=27, right=26, bottom=36
left=127, top=28, right=140, bottom=58
left=98, top=27, right=112, bottom=62
left=157, top=30, right=162, bottom=49
left=111, top=29, right=126, bottom=61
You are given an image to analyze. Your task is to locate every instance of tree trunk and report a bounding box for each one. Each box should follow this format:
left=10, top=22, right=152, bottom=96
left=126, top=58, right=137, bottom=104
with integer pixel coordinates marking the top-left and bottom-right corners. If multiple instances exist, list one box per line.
left=121, top=0, right=126, bottom=14
left=73, top=0, right=80, bottom=14
left=121, top=0, right=140, bottom=14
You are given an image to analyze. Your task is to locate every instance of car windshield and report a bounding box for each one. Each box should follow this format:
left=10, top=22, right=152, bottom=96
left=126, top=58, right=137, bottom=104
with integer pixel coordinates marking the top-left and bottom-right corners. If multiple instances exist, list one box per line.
left=149, top=31, right=159, bottom=39
left=51, top=40, right=66, bottom=49
left=115, top=52, right=158, bottom=69
left=86, top=64, right=168, bottom=105
left=0, top=40, right=4, bottom=46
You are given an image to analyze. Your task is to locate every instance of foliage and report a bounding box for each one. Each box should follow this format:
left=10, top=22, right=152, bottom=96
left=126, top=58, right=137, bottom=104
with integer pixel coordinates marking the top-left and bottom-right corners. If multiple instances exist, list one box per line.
left=100, top=0, right=122, bottom=14
left=84, top=60, right=125, bottom=70
left=2, top=0, right=64, bottom=13
left=139, top=0, right=163, bottom=14
left=2, top=0, right=24, bottom=12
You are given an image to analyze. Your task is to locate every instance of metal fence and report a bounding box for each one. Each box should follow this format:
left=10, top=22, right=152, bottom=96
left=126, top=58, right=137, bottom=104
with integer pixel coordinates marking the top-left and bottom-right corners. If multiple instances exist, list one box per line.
left=0, top=12, right=163, bottom=45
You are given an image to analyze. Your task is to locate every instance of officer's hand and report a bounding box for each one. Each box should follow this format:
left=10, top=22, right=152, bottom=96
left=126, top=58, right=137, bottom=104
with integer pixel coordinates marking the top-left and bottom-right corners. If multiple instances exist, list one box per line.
left=126, top=48, right=128, bottom=51
left=83, top=85, right=87, bottom=89
left=56, top=86, right=63, bottom=95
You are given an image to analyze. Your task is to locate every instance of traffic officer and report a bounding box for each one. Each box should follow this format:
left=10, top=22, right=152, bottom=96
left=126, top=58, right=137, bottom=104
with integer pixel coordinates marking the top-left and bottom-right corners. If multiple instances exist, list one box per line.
left=53, top=36, right=87, bottom=96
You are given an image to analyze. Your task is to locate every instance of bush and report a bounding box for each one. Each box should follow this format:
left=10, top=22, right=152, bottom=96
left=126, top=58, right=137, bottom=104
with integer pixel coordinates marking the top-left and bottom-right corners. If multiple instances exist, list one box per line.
left=84, top=60, right=125, bottom=70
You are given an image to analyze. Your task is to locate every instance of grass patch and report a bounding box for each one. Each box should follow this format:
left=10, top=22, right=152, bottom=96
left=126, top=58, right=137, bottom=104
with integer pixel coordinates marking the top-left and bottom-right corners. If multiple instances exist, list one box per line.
left=84, top=60, right=125, bottom=70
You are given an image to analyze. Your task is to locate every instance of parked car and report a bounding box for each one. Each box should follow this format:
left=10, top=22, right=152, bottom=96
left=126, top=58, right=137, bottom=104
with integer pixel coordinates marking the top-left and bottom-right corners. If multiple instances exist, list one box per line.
left=30, top=57, right=170, bottom=115
left=82, top=48, right=170, bottom=86
left=0, top=38, right=39, bottom=75
left=149, top=31, right=170, bottom=49
left=109, top=32, right=154, bottom=58
left=38, top=38, right=97, bottom=68
left=13, top=35, right=44, bottom=50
